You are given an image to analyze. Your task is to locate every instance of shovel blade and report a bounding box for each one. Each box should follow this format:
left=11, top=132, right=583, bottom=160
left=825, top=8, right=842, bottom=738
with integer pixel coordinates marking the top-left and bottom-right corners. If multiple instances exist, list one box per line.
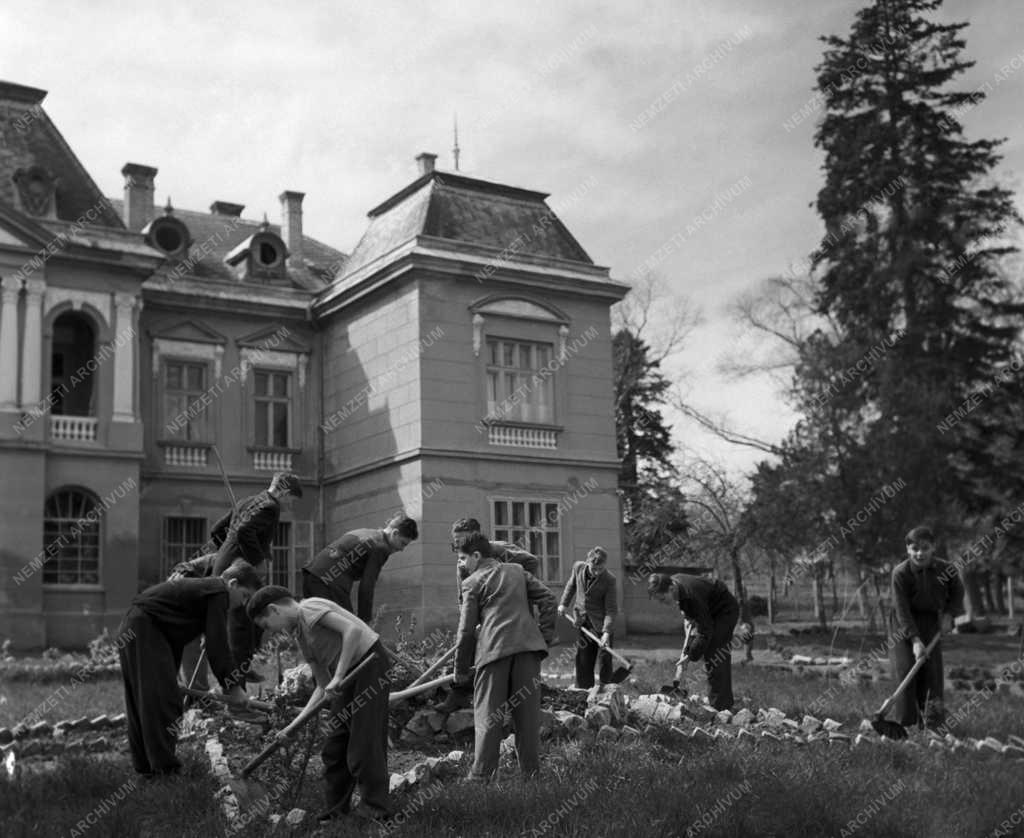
left=871, top=718, right=908, bottom=740
left=228, top=775, right=270, bottom=809
left=607, top=665, right=631, bottom=685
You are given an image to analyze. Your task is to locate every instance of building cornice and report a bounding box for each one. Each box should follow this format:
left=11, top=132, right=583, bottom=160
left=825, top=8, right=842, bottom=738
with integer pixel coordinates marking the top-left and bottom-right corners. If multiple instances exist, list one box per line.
left=321, top=446, right=621, bottom=487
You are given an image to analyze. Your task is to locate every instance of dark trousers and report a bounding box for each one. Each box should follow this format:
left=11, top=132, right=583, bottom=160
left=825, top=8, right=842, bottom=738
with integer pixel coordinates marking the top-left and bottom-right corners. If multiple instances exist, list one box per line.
left=302, top=569, right=354, bottom=613
left=574, top=616, right=613, bottom=689
left=702, top=604, right=739, bottom=711
left=471, top=652, right=543, bottom=779
left=228, top=605, right=263, bottom=684
left=891, top=614, right=945, bottom=727
left=118, top=608, right=184, bottom=775
left=321, top=641, right=391, bottom=814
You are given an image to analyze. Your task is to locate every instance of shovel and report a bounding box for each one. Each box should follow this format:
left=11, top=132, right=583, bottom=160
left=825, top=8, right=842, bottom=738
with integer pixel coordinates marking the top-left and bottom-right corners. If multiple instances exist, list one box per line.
left=179, top=687, right=274, bottom=714
left=563, top=613, right=632, bottom=684
left=241, top=653, right=378, bottom=780
left=869, top=631, right=943, bottom=740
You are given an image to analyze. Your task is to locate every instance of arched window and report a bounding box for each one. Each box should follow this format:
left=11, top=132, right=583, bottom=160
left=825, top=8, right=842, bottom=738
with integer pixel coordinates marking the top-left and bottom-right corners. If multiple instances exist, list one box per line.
left=43, top=488, right=101, bottom=585
left=50, top=312, right=97, bottom=416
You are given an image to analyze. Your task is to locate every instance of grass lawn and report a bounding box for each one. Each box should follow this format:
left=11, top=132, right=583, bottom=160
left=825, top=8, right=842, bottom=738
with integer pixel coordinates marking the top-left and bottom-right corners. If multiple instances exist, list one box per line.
left=3, top=630, right=1024, bottom=837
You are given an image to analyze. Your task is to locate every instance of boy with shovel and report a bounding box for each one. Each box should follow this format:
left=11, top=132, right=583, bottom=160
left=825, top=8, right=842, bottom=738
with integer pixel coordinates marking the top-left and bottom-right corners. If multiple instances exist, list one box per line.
left=453, top=532, right=557, bottom=781
left=889, top=525, right=965, bottom=729
left=558, top=546, right=619, bottom=689
left=246, top=586, right=394, bottom=824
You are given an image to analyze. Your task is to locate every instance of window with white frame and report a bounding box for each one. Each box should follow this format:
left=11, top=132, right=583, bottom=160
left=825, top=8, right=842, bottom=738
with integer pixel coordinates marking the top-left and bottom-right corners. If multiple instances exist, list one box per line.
left=492, top=498, right=562, bottom=581
left=485, top=338, right=554, bottom=424
left=163, top=360, right=209, bottom=440
left=43, top=489, right=101, bottom=585
left=161, top=517, right=208, bottom=578
left=268, top=521, right=293, bottom=589
left=254, top=369, right=291, bottom=448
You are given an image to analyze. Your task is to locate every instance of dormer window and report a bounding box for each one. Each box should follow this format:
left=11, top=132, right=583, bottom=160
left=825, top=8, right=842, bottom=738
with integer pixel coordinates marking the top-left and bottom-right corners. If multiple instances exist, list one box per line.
left=13, top=165, right=57, bottom=218
left=224, top=220, right=289, bottom=283
left=142, top=203, right=191, bottom=259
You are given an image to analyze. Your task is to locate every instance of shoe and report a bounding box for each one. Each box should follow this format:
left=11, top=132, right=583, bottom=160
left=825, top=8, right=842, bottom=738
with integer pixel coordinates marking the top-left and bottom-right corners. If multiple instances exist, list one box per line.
left=350, top=802, right=393, bottom=823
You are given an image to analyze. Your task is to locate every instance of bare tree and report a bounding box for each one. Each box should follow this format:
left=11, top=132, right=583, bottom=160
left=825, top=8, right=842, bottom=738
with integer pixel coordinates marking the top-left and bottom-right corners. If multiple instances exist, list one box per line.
left=612, top=271, right=702, bottom=364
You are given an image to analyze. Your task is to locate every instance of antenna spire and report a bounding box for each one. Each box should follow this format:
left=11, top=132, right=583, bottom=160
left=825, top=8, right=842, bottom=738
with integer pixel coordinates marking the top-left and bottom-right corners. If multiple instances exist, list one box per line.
left=452, top=113, right=461, bottom=172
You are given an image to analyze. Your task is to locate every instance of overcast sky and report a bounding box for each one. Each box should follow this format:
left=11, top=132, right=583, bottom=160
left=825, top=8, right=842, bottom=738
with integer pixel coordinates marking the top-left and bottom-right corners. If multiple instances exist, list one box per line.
left=4, top=0, right=1023, bottom=479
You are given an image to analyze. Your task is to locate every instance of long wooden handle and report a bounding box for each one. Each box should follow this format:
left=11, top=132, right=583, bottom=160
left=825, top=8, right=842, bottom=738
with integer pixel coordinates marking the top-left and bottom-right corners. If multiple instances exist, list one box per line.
left=875, top=632, right=943, bottom=718
left=180, top=687, right=273, bottom=713
left=242, top=653, right=377, bottom=777
left=563, top=613, right=631, bottom=669
left=390, top=673, right=455, bottom=703
left=406, top=646, right=457, bottom=690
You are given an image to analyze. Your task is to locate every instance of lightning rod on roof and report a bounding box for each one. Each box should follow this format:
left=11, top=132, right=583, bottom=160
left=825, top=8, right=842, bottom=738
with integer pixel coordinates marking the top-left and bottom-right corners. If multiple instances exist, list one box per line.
left=453, top=113, right=461, bottom=172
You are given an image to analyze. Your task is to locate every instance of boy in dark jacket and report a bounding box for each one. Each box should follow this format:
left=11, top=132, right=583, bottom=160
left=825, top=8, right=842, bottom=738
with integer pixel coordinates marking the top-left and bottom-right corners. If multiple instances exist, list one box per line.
left=890, top=525, right=965, bottom=728
left=454, top=533, right=556, bottom=780
left=648, top=572, right=740, bottom=711
left=559, top=546, right=618, bottom=688
left=117, top=561, right=261, bottom=776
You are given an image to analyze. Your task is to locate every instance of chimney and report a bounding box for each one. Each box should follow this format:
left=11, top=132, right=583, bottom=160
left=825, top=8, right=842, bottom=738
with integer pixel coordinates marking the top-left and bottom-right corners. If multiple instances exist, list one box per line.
left=416, top=153, right=437, bottom=176
left=210, top=201, right=245, bottom=217
left=279, top=191, right=304, bottom=263
left=121, top=163, right=157, bottom=231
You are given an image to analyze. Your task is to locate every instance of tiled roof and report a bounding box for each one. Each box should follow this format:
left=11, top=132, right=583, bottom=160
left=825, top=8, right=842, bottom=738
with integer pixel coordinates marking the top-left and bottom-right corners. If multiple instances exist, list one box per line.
left=0, top=84, right=124, bottom=228
left=342, top=171, right=594, bottom=278
left=106, top=199, right=346, bottom=292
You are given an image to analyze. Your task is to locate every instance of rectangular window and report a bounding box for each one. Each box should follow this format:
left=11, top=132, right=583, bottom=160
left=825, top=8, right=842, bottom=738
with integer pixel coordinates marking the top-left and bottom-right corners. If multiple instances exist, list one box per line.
left=161, top=517, right=208, bottom=579
left=254, top=370, right=291, bottom=448
left=163, top=360, right=209, bottom=441
left=485, top=338, right=554, bottom=424
left=268, top=521, right=293, bottom=589
left=492, top=497, right=562, bottom=582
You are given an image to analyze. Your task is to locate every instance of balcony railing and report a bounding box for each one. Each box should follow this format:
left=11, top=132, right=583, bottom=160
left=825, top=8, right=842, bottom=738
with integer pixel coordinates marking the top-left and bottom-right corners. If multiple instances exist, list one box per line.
left=487, top=424, right=558, bottom=450
left=50, top=415, right=98, bottom=442
left=163, top=443, right=210, bottom=468
left=253, top=450, right=294, bottom=471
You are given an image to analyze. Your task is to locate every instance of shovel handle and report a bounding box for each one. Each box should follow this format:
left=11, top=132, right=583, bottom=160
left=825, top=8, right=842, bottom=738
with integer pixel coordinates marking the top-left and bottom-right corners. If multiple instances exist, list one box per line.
left=405, top=645, right=457, bottom=690
left=242, top=653, right=377, bottom=777
left=180, top=687, right=273, bottom=713
left=562, top=613, right=631, bottom=670
left=875, top=631, right=943, bottom=718
left=390, top=673, right=455, bottom=703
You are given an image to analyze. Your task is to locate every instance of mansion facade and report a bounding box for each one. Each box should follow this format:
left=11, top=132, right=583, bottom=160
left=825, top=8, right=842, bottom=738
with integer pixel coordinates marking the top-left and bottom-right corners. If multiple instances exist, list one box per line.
left=0, top=80, right=627, bottom=649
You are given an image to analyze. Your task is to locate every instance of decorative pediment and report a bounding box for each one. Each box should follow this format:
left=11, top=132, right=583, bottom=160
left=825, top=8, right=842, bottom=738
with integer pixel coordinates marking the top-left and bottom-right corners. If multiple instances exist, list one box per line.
left=469, top=295, right=569, bottom=324
left=148, top=320, right=227, bottom=345
left=0, top=203, right=53, bottom=251
left=0, top=225, right=31, bottom=248
left=237, top=325, right=309, bottom=354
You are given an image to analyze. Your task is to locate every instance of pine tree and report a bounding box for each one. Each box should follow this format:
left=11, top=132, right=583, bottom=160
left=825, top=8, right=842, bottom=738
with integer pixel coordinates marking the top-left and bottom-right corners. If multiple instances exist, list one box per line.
left=809, top=0, right=1024, bottom=542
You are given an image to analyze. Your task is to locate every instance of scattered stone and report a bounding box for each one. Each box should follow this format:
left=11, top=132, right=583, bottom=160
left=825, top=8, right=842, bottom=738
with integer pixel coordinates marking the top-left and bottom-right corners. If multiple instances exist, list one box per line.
left=446, top=750, right=466, bottom=762
left=284, top=809, right=306, bottom=827
left=85, top=736, right=110, bottom=752
left=823, top=718, right=843, bottom=732
left=730, top=708, right=754, bottom=727
left=390, top=773, right=409, bottom=794
left=979, top=737, right=1004, bottom=753
left=445, top=709, right=475, bottom=736
left=620, top=726, right=641, bottom=743
left=716, top=709, right=733, bottom=725
left=760, top=730, right=784, bottom=741
left=827, top=732, right=851, bottom=742
left=1002, top=744, right=1024, bottom=757
left=761, top=709, right=786, bottom=729
left=1008, top=735, right=1024, bottom=750
left=584, top=706, right=611, bottom=730
left=736, top=728, right=757, bottom=742
left=781, top=719, right=800, bottom=730
left=588, top=685, right=627, bottom=726
left=20, top=741, right=41, bottom=758
left=89, top=715, right=110, bottom=730
left=801, top=715, right=822, bottom=734
left=858, top=719, right=874, bottom=734
left=596, top=725, right=619, bottom=744
left=68, top=717, right=90, bottom=732
left=405, top=762, right=433, bottom=786
left=109, top=713, right=127, bottom=727
left=268, top=814, right=282, bottom=827
left=554, top=711, right=586, bottom=733
left=425, top=712, right=446, bottom=734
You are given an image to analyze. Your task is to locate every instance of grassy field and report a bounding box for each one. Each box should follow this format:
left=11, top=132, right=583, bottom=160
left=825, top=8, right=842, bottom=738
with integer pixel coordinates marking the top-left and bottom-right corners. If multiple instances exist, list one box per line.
left=3, top=629, right=1024, bottom=837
